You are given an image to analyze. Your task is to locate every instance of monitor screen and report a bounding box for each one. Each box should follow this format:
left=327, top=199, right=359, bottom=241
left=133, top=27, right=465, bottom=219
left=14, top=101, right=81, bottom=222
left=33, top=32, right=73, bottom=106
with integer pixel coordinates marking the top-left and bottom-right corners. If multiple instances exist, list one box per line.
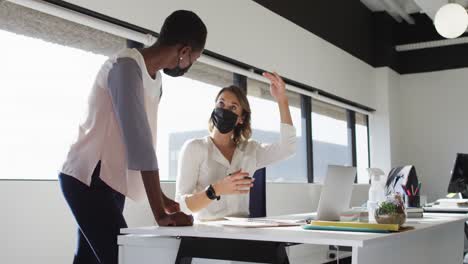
left=447, top=153, right=468, bottom=197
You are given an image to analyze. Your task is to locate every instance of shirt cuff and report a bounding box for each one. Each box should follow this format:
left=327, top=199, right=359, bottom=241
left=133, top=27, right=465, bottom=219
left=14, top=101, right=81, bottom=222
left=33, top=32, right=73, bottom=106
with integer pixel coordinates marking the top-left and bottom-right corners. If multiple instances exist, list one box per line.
left=176, top=194, right=194, bottom=215
left=280, top=123, right=296, bottom=137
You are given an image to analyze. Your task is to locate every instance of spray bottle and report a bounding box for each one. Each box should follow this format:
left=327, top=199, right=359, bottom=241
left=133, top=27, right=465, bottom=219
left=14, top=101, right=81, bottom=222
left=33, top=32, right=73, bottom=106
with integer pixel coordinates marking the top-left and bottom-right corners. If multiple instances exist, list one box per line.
left=366, top=168, right=386, bottom=222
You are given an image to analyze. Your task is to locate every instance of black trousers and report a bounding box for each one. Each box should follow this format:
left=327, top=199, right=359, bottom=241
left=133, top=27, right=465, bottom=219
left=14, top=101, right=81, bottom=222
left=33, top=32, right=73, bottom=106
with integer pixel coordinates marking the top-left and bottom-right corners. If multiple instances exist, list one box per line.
left=59, top=162, right=127, bottom=264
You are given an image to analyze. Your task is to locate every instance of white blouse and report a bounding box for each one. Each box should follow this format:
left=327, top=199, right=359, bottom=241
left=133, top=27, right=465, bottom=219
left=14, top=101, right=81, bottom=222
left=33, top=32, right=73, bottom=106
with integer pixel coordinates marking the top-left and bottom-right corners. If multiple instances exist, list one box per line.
left=175, top=123, right=296, bottom=221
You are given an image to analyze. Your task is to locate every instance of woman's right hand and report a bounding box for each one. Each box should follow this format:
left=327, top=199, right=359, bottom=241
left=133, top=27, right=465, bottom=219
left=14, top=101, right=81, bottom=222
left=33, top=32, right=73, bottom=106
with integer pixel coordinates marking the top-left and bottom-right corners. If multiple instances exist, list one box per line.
left=157, top=212, right=194, bottom=226
left=213, top=169, right=254, bottom=195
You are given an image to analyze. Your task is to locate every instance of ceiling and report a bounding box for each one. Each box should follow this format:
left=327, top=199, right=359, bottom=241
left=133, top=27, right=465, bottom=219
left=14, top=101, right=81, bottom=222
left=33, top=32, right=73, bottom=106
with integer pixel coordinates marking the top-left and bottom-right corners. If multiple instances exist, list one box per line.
left=253, top=0, right=468, bottom=74
left=361, top=0, right=468, bottom=23
left=361, top=0, right=421, bottom=14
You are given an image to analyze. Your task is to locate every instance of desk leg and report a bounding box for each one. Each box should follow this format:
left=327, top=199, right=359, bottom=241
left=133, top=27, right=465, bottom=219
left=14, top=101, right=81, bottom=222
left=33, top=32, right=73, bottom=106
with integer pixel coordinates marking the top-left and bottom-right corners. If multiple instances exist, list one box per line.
left=351, top=221, right=464, bottom=264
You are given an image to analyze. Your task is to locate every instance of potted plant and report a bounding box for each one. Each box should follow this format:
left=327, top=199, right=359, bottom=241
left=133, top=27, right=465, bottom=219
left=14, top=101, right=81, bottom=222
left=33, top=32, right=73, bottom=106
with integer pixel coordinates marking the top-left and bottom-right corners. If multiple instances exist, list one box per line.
left=375, top=193, right=406, bottom=226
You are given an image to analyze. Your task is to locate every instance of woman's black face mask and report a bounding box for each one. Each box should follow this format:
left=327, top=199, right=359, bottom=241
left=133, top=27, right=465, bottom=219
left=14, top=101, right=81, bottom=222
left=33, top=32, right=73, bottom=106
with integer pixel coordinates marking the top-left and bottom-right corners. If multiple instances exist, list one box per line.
left=163, top=52, right=192, bottom=77
left=211, top=108, right=238, bottom=134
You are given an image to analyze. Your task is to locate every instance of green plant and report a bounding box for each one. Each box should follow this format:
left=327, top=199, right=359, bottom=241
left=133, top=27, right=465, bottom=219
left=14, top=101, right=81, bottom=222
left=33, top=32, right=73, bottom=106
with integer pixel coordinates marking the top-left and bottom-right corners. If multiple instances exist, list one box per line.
left=376, top=202, right=399, bottom=215
left=376, top=193, right=405, bottom=216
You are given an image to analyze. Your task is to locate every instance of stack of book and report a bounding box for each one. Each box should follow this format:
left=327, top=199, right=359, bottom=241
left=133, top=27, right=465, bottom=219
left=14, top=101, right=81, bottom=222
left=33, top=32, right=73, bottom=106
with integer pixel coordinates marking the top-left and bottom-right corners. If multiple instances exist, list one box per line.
left=406, top=207, right=423, bottom=218
left=339, top=208, right=369, bottom=222
left=303, top=220, right=401, bottom=233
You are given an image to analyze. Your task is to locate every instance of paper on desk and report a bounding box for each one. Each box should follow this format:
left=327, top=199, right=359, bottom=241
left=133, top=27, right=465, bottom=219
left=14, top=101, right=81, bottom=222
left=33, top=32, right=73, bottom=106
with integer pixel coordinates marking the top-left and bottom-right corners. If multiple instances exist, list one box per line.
left=208, top=217, right=302, bottom=228
left=435, top=198, right=468, bottom=207
left=226, top=217, right=305, bottom=224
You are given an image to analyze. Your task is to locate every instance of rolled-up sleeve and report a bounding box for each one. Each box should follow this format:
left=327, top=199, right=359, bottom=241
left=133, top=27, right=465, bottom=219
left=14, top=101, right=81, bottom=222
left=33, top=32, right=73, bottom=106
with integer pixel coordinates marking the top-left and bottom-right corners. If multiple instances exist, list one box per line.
left=175, top=140, right=202, bottom=215
left=107, top=58, right=158, bottom=171
left=256, top=123, right=297, bottom=169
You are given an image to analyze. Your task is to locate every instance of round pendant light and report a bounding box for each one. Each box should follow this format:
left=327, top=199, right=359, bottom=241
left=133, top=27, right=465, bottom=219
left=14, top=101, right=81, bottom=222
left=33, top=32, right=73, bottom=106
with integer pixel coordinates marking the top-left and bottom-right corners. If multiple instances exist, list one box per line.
left=434, top=3, right=468, bottom=39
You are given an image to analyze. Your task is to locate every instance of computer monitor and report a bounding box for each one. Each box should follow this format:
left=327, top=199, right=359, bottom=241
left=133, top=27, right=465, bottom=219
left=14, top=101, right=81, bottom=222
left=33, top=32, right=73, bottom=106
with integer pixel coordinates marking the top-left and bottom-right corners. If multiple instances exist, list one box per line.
left=447, top=153, right=468, bottom=198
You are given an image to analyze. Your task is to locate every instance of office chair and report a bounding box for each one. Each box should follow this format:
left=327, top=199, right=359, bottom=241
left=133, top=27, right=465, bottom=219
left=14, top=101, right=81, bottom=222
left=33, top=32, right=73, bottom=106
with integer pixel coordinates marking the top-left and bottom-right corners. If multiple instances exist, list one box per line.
left=249, top=167, right=267, bottom=218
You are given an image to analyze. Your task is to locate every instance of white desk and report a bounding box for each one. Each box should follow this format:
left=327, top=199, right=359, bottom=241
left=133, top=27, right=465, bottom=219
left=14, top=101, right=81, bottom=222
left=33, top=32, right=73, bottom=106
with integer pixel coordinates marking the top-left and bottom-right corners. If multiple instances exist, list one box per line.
left=119, top=213, right=468, bottom=264
left=424, top=206, right=468, bottom=213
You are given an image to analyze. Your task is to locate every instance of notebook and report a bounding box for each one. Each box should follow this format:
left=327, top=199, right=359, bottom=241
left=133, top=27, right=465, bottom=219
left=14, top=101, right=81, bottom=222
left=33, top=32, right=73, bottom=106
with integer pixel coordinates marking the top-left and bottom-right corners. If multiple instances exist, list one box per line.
left=306, top=220, right=400, bottom=232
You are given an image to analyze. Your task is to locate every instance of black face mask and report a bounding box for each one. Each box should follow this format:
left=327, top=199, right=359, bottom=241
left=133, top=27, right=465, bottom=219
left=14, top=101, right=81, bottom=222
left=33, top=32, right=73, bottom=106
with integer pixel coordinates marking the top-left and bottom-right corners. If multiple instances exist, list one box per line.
left=163, top=62, right=192, bottom=77
left=163, top=52, right=192, bottom=77
left=211, top=108, right=238, bottom=134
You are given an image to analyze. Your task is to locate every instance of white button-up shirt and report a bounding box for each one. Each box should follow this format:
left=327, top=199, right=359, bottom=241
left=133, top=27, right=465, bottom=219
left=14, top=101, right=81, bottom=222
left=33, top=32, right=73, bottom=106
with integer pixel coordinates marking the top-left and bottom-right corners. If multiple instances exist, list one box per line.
left=175, top=123, right=296, bottom=221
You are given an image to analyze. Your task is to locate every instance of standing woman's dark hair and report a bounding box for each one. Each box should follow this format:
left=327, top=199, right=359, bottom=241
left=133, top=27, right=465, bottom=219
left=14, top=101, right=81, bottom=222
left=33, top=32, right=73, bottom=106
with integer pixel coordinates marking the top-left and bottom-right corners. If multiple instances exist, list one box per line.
left=209, top=85, right=252, bottom=145
left=158, top=10, right=207, bottom=51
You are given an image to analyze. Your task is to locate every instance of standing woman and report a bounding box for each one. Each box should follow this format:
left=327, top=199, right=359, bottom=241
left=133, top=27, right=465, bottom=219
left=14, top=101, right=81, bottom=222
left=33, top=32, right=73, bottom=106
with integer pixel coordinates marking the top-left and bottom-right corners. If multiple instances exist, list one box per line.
left=59, top=11, right=207, bottom=264
left=176, top=72, right=296, bottom=221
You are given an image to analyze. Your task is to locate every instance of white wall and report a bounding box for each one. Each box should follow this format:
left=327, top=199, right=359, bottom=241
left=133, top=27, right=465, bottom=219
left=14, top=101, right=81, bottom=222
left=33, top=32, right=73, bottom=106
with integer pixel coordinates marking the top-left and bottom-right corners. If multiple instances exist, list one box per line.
left=0, top=181, right=369, bottom=264
left=369, top=67, right=468, bottom=203
left=391, top=68, right=468, bottom=202
left=369, top=67, right=400, bottom=174
left=58, top=0, right=377, bottom=109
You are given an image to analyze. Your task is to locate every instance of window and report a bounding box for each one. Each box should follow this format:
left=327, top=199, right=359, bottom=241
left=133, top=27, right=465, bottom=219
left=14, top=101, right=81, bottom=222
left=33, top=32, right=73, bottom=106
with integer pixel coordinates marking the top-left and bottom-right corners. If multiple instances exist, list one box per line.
left=0, top=2, right=125, bottom=180
left=247, top=79, right=307, bottom=182
left=311, top=100, right=353, bottom=183
left=157, top=62, right=234, bottom=181
left=0, top=2, right=372, bottom=183
left=355, top=112, right=370, bottom=183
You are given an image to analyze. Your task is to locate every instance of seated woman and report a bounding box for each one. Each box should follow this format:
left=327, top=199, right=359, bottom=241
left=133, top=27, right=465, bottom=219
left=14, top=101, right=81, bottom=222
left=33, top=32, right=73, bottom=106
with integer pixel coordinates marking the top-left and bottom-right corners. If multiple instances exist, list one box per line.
left=175, top=72, right=296, bottom=221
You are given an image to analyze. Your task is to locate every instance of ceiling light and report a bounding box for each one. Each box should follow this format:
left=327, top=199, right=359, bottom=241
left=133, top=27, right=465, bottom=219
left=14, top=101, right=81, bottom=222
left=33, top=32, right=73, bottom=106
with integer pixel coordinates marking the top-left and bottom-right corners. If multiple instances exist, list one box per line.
left=434, top=3, right=468, bottom=39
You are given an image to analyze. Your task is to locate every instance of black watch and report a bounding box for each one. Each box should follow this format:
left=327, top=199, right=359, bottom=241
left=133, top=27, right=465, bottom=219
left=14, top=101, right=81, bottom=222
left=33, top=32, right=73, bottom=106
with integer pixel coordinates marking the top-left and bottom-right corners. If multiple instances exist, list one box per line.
left=205, top=184, right=220, bottom=200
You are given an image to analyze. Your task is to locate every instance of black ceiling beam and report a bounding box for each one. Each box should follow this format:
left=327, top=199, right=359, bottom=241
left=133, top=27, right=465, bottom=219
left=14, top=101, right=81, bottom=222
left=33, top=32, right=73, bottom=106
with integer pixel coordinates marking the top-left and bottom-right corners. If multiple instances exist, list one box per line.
left=253, top=0, right=468, bottom=74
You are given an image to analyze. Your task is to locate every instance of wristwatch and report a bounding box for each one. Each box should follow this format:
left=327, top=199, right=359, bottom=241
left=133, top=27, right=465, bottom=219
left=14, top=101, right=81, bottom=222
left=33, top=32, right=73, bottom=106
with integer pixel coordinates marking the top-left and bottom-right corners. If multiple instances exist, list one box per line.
left=205, top=184, right=220, bottom=200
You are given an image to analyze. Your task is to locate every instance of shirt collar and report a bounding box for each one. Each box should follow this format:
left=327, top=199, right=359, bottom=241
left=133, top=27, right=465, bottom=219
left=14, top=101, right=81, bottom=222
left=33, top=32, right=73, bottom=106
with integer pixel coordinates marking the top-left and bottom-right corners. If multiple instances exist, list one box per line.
left=206, top=136, right=243, bottom=168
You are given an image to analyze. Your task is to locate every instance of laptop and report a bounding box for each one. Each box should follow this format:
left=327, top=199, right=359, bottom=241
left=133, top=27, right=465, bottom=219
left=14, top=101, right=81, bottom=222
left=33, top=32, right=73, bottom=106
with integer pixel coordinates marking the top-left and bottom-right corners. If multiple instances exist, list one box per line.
left=220, top=165, right=357, bottom=225
left=315, top=165, right=357, bottom=221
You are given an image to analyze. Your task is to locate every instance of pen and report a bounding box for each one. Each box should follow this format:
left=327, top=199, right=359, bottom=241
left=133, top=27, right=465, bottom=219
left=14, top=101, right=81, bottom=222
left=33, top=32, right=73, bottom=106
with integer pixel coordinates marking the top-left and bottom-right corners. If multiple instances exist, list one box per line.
left=415, top=182, right=421, bottom=195
left=402, top=185, right=411, bottom=197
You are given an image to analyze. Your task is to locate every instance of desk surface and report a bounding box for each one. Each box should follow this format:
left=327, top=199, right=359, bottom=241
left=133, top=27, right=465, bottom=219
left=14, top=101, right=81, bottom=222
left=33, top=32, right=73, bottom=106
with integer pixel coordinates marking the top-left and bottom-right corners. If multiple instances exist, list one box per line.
left=121, top=213, right=468, bottom=248
left=423, top=206, right=468, bottom=213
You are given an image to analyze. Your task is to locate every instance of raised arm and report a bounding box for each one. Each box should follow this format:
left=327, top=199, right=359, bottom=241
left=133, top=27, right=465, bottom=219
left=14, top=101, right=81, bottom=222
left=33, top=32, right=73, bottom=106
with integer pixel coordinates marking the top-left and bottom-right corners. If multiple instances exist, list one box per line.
left=255, top=72, right=297, bottom=169
left=263, top=72, right=292, bottom=126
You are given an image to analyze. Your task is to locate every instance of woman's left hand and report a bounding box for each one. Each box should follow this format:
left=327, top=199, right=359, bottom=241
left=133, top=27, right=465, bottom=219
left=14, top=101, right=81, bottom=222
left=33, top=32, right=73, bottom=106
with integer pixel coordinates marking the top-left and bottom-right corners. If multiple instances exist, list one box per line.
left=263, top=71, right=287, bottom=102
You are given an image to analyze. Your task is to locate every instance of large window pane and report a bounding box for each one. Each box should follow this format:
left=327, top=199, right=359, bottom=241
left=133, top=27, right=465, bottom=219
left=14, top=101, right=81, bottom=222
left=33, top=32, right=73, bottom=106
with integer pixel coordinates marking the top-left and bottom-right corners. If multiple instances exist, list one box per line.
left=247, top=79, right=307, bottom=182
left=0, top=2, right=125, bottom=180
left=312, top=100, right=352, bottom=183
left=157, top=62, right=233, bottom=181
left=0, top=30, right=109, bottom=179
left=356, top=113, right=370, bottom=183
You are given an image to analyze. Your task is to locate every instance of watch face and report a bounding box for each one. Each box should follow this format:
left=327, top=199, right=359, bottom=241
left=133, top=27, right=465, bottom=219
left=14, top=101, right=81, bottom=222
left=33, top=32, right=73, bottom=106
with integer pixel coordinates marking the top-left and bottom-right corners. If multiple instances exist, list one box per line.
left=206, top=185, right=216, bottom=200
